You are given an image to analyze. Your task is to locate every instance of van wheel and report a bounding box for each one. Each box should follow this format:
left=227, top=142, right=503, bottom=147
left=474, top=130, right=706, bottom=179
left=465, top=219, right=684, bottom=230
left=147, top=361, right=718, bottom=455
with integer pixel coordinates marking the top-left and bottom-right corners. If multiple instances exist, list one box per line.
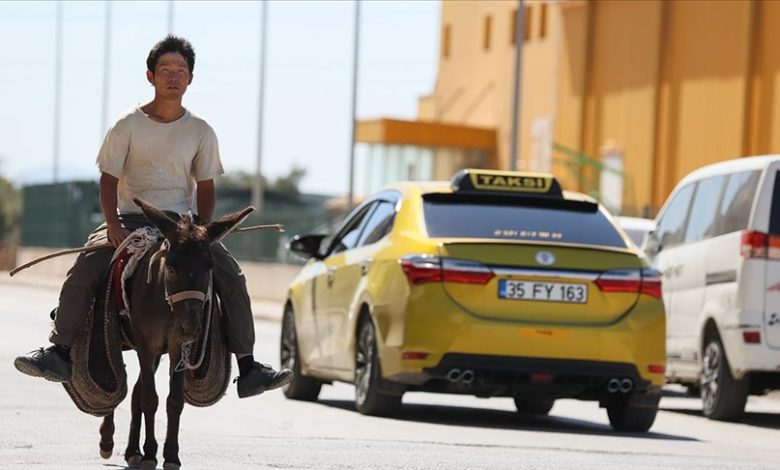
left=514, top=398, right=555, bottom=415
left=701, top=336, right=748, bottom=421
left=606, top=395, right=659, bottom=432
left=355, top=319, right=402, bottom=416
left=280, top=306, right=322, bottom=401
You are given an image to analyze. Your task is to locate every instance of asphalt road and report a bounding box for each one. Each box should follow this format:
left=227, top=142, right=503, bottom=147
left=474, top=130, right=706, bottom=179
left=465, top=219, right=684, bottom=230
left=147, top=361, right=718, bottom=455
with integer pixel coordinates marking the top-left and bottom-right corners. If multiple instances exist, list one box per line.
left=1, top=278, right=779, bottom=469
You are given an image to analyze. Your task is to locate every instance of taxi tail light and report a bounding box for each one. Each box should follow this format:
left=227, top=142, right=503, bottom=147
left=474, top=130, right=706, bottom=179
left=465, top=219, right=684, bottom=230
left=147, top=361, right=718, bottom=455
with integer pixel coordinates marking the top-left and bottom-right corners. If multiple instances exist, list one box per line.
left=648, top=364, right=666, bottom=374
left=594, top=269, right=662, bottom=299
left=400, top=256, right=494, bottom=285
left=741, top=230, right=780, bottom=259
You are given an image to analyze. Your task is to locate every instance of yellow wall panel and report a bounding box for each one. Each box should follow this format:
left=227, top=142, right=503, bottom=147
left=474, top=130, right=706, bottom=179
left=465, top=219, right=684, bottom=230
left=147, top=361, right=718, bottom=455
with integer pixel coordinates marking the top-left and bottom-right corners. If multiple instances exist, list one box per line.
left=585, top=0, right=662, bottom=214
left=663, top=1, right=751, bottom=187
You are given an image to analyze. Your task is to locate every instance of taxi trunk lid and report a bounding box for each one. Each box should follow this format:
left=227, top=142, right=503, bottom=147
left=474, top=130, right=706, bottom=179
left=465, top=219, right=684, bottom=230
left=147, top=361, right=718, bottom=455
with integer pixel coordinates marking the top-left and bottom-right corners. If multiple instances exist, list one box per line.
left=419, top=180, right=655, bottom=325
left=436, top=242, right=645, bottom=324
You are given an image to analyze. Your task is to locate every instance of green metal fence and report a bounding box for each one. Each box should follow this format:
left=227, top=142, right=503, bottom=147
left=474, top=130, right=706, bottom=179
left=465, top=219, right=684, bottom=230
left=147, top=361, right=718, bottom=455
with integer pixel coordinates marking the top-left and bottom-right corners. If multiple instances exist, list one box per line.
left=20, top=182, right=330, bottom=262
left=21, top=181, right=101, bottom=248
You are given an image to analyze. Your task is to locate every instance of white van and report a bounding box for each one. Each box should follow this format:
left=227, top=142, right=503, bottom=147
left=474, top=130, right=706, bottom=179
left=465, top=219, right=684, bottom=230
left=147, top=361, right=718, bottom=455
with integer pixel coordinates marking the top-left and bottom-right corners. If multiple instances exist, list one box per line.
left=645, top=155, right=780, bottom=421
left=616, top=216, right=656, bottom=247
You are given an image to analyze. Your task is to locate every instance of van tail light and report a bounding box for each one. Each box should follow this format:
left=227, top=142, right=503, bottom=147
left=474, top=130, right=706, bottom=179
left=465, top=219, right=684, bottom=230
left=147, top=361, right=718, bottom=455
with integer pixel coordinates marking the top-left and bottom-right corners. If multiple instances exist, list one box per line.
left=400, top=256, right=495, bottom=285
left=594, top=268, right=662, bottom=299
left=743, top=331, right=761, bottom=344
left=742, top=231, right=768, bottom=259
left=740, top=231, right=780, bottom=260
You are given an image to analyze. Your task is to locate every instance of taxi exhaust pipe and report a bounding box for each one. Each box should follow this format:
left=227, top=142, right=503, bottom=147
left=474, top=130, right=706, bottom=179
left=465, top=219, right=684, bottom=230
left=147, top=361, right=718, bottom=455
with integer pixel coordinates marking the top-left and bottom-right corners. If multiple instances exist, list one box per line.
left=619, top=378, right=634, bottom=393
left=606, top=378, right=621, bottom=393
left=446, top=368, right=462, bottom=383
left=460, top=370, right=475, bottom=385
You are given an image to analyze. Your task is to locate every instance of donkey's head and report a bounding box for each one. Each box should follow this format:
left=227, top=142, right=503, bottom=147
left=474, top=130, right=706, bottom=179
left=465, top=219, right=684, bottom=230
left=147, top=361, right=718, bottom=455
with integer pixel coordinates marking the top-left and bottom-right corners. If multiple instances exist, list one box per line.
left=134, top=197, right=253, bottom=343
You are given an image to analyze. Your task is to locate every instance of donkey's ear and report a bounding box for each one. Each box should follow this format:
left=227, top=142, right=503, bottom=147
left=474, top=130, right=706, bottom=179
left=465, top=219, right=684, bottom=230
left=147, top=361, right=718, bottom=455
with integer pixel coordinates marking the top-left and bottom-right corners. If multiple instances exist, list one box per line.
left=205, top=206, right=255, bottom=244
left=133, top=197, right=178, bottom=240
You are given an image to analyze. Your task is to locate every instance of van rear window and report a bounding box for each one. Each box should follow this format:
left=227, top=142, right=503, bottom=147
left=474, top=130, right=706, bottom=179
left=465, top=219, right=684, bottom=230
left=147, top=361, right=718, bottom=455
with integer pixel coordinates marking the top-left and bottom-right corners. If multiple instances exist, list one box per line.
left=423, top=198, right=627, bottom=248
left=770, top=171, right=780, bottom=236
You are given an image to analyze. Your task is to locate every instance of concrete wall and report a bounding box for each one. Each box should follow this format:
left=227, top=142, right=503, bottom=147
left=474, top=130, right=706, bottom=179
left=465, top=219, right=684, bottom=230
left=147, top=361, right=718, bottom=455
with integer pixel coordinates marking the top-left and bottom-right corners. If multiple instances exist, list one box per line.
left=14, top=247, right=302, bottom=302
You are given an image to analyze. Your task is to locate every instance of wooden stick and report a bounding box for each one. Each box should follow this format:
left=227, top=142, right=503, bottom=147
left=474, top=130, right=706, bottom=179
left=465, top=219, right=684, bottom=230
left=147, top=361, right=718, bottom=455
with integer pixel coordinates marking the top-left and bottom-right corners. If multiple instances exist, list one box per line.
left=9, top=242, right=114, bottom=277
left=9, top=223, right=285, bottom=277
left=234, top=223, right=285, bottom=233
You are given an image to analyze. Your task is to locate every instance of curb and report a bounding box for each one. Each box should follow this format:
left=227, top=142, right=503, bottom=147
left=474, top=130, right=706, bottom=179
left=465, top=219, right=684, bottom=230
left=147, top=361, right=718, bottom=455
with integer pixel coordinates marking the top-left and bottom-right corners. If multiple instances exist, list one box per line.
left=0, top=273, right=283, bottom=323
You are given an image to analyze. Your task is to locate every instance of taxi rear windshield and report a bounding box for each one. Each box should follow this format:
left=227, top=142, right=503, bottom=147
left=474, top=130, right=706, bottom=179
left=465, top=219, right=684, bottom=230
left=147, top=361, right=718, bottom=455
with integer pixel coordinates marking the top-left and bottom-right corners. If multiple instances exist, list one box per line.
left=422, top=195, right=627, bottom=248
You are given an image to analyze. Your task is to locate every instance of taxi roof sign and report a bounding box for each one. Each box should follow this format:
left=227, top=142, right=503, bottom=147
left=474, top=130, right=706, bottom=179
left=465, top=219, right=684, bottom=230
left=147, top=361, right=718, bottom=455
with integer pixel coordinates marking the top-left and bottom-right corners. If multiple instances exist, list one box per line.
left=451, top=169, right=563, bottom=198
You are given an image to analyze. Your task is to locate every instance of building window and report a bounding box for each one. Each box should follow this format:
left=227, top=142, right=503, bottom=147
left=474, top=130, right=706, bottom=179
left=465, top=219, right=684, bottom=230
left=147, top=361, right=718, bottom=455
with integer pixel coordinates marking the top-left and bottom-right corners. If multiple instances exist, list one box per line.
left=510, top=6, right=532, bottom=45
left=524, top=5, right=532, bottom=41
left=539, top=3, right=547, bottom=39
left=483, top=15, right=492, bottom=50
left=442, top=24, right=451, bottom=58
left=510, top=9, right=517, bottom=44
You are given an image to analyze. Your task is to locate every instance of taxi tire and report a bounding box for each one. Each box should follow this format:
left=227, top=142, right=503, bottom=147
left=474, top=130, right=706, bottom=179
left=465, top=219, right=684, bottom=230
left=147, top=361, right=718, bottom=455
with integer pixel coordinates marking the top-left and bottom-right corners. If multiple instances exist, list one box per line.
left=280, top=307, right=322, bottom=401
left=513, top=398, right=555, bottom=415
left=355, top=319, right=402, bottom=416
left=606, top=396, right=658, bottom=432
left=700, top=335, right=748, bottom=421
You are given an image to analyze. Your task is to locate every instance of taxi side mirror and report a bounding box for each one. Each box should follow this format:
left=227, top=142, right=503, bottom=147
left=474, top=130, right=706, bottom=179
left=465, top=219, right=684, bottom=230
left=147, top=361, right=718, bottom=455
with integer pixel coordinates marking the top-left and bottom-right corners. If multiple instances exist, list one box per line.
left=287, top=234, right=327, bottom=260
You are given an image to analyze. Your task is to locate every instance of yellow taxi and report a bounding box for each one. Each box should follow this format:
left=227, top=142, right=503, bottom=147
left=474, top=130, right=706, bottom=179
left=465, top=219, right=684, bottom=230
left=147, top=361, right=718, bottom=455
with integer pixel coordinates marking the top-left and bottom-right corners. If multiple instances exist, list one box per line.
left=280, top=169, right=665, bottom=432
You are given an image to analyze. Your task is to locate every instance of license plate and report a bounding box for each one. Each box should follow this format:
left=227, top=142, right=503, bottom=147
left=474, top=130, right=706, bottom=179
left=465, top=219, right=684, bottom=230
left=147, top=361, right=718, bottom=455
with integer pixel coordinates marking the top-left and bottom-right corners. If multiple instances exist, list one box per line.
left=498, top=279, right=588, bottom=304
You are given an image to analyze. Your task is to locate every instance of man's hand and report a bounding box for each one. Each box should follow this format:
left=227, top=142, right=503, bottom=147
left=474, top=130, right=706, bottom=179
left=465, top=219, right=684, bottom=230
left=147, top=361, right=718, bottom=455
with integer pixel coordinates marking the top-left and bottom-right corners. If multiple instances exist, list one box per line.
left=107, top=221, right=130, bottom=247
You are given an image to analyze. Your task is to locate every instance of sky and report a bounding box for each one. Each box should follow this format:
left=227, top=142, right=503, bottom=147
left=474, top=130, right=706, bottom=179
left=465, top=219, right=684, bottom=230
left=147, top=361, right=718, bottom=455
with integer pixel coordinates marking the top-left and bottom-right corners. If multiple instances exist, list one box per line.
left=0, top=0, right=441, bottom=195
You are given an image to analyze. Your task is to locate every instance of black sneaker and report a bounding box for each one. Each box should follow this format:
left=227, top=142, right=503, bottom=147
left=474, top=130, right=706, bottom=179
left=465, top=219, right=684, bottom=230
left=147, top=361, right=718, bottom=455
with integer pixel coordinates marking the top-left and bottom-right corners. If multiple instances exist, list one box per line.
left=14, top=346, right=72, bottom=383
left=236, top=362, right=293, bottom=398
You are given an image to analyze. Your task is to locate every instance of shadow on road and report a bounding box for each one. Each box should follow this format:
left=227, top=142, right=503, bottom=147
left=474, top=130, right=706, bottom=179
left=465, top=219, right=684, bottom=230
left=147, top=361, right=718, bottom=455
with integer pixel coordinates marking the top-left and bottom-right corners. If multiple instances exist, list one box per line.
left=317, top=399, right=697, bottom=442
left=660, top=407, right=780, bottom=430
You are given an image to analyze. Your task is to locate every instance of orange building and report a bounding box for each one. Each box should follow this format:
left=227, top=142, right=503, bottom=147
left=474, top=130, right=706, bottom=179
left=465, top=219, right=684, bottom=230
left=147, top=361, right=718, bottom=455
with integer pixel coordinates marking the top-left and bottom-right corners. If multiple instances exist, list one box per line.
left=356, top=0, right=780, bottom=216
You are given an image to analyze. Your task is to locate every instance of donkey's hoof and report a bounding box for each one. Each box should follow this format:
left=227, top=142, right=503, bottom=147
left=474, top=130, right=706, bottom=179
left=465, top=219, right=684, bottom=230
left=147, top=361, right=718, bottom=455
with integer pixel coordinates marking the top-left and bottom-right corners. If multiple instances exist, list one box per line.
left=141, top=459, right=158, bottom=470
left=163, top=462, right=181, bottom=470
left=99, top=440, right=113, bottom=460
left=126, top=454, right=143, bottom=468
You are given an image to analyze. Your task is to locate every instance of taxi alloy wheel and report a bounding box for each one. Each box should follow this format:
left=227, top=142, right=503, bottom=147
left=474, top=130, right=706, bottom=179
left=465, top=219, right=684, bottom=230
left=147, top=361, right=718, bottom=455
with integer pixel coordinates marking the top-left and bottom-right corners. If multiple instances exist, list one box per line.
left=354, top=319, right=401, bottom=416
left=700, top=336, right=747, bottom=421
left=605, top=394, right=659, bottom=433
left=280, top=306, right=321, bottom=401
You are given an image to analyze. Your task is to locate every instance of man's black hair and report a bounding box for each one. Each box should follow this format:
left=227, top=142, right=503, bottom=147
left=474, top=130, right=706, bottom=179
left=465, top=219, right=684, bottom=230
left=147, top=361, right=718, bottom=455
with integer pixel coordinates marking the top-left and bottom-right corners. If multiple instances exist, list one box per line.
left=146, top=35, right=196, bottom=73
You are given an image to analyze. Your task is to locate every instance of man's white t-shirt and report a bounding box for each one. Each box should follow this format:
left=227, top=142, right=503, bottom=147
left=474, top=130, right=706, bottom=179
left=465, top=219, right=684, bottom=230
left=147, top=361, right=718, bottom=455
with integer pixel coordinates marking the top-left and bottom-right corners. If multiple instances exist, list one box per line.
left=96, top=106, right=224, bottom=215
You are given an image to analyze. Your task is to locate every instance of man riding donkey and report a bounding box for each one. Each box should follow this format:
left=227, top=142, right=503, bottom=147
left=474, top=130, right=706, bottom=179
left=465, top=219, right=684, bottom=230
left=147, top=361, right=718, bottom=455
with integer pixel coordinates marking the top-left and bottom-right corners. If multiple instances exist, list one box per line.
left=15, top=35, right=292, bottom=399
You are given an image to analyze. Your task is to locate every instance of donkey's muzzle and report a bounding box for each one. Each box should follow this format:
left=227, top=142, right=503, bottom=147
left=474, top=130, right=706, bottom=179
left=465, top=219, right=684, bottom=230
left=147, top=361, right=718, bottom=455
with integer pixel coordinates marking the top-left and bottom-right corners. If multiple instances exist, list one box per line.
left=174, top=300, right=204, bottom=343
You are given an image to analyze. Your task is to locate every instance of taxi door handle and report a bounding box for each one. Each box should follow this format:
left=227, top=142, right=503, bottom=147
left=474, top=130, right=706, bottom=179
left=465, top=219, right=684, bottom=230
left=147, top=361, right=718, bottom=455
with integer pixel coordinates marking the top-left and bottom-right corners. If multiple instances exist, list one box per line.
left=326, top=267, right=336, bottom=287
left=360, top=258, right=372, bottom=276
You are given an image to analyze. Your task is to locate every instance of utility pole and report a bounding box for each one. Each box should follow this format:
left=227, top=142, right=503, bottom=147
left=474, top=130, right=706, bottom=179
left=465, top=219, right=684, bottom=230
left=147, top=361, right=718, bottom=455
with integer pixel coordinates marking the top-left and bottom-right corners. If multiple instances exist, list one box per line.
left=167, top=0, right=174, bottom=34
left=252, top=0, right=268, bottom=213
left=509, top=0, right=525, bottom=171
left=53, top=1, right=63, bottom=183
left=347, top=0, right=361, bottom=209
left=101, top=1, right=112, bottom=135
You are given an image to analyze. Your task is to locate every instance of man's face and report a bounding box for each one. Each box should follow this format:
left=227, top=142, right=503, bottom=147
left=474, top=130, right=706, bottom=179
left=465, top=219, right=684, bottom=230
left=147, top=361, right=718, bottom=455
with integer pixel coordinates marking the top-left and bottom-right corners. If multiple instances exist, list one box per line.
left=147, top=52, right=192, bottom=100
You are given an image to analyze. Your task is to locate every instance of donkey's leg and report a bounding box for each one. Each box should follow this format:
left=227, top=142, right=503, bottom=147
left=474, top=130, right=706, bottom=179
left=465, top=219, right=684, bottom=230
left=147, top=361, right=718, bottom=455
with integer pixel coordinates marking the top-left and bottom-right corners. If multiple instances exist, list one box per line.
left=162, top=351, right=185, bottom=470
left=125, top=375, right=143, bottom=468
left=138, top=352, right=160, bottom=470
left=99, top=411, right=114, bottom=459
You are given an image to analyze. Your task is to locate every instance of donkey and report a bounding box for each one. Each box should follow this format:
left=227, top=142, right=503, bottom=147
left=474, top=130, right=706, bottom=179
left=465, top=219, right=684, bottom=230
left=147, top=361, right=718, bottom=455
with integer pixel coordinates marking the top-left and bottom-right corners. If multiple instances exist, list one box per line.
left=98, top=197, right=252, bottom=470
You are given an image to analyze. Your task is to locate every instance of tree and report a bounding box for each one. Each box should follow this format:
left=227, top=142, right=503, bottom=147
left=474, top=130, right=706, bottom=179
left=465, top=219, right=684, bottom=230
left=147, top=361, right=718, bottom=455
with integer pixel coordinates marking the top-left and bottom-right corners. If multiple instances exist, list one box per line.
left=216, top=166, right=307, bottom=194
left=269, top=166, right=306, bottom=194
left=0, top=170, right=20, bottom=244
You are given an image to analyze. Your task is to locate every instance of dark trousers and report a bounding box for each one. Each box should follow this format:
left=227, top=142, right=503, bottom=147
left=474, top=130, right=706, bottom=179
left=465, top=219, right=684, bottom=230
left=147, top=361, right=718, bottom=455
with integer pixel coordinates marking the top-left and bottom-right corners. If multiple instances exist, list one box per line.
left=49, top=214, right=255, bottom=354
